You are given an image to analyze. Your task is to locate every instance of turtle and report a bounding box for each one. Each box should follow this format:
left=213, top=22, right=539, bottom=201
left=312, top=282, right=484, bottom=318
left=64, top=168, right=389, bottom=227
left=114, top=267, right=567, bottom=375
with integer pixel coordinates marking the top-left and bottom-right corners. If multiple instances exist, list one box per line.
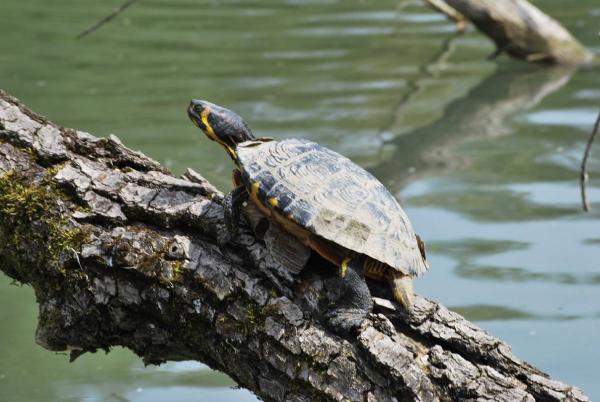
left=187, top=99, right=429, bottom=330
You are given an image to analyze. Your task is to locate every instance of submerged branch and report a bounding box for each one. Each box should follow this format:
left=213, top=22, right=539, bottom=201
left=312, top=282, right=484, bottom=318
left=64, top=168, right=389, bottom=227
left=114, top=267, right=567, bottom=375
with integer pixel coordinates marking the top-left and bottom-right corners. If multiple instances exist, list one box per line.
left=0, top=89, right=590, bottom=402
left=580, top=109, right=600, bottom=212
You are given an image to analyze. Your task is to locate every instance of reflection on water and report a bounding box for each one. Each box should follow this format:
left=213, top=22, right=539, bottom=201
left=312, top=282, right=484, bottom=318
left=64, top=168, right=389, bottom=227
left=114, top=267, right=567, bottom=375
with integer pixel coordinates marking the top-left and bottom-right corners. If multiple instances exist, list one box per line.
left=373, top=64, right=576, bottom=191
left=1, top=0, right=599, bottom=400
left=60, top=361, right=259, bottom=402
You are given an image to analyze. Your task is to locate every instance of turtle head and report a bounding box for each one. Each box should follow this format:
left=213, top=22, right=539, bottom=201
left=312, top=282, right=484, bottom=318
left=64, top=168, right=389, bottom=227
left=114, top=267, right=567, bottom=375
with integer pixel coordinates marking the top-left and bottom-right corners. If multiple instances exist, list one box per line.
left=188, top=100, right=255, bottom=158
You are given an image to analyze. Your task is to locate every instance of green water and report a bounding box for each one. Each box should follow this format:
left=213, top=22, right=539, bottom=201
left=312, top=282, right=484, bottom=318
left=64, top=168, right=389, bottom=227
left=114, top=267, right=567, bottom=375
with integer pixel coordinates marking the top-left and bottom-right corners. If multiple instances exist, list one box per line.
left=1, top=0, right=599, bottom=400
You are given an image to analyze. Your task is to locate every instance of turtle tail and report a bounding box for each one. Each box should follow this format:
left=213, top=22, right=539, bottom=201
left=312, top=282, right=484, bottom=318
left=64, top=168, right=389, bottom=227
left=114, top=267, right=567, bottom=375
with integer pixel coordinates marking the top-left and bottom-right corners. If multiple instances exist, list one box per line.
left=416, top=234, right=429, bottom=270
left=389, top=271, right=414, bottom=311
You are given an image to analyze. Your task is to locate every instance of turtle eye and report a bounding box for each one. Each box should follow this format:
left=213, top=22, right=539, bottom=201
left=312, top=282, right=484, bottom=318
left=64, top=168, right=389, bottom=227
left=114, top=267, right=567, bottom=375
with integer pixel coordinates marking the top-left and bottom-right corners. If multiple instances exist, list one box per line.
left=195, top=104, right=206, bottom=114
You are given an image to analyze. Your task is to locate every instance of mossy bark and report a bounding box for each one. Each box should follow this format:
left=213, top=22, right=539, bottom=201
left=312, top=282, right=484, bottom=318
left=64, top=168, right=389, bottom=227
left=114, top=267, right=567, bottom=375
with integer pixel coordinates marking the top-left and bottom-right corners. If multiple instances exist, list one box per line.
left=0, top=89, right=590, bottom=401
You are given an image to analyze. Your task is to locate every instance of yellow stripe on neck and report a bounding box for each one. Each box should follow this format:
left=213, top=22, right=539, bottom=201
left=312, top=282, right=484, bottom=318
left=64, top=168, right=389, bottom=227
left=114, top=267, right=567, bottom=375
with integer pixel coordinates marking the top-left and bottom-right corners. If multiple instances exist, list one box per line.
left=201, top=108, right=237, bottom=159
left=200, top=109, right=217, bottom=141
left=340, top=258, right=351, bottom=278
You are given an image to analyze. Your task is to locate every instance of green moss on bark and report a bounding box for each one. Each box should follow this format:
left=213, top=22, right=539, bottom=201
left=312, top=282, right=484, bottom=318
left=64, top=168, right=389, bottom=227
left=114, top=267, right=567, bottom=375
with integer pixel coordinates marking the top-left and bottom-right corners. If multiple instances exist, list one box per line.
left=0, top=169, right=87, bottom=284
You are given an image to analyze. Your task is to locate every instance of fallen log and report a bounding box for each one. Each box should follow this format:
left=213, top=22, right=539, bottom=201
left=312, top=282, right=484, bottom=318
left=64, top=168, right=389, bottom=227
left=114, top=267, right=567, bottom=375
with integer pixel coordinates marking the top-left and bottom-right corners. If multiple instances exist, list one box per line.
left=0, top=89, right=589, bottom=401
left=426, top=0, right=594, bottom=65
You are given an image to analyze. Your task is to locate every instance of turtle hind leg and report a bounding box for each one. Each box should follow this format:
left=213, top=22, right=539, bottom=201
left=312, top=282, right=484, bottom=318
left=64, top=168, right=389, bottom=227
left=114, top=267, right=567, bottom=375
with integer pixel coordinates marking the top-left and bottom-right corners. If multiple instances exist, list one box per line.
left=389, top=271, right=414, bottom=311
left=326, top=255, right=373, bottom=333
left=254, top=217, right=270, bottom=240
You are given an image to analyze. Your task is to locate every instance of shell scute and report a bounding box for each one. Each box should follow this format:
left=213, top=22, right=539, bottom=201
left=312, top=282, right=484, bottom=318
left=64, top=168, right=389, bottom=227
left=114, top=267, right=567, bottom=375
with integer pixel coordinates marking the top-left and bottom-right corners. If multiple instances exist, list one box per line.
left=284, top=198, right=314, bottom=227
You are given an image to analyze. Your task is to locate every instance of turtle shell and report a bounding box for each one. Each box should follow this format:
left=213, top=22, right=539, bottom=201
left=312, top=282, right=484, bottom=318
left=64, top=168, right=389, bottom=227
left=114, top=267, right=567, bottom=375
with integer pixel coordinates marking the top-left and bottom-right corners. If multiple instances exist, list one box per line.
left=236, top=138, right=428, bottom=277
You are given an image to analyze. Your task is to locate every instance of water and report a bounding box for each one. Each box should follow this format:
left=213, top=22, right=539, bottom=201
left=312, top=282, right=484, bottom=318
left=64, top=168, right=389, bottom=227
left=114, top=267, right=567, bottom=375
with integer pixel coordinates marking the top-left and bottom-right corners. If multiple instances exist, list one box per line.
left=1, top=0, right=599, bottom=400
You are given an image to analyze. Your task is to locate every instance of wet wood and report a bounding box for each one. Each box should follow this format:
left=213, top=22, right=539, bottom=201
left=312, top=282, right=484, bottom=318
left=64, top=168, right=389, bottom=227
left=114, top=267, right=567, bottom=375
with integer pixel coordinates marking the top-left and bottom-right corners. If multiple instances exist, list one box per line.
left=431, top=0, right=594, bottom=65
left=0, top=89, right=589, bottom=401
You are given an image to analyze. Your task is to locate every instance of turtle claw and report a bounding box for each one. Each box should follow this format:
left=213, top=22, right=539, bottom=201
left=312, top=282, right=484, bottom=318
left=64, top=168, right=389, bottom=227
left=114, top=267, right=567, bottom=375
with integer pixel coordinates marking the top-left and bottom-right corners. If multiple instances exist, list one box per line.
left=326, top=308, right=369, bottom=333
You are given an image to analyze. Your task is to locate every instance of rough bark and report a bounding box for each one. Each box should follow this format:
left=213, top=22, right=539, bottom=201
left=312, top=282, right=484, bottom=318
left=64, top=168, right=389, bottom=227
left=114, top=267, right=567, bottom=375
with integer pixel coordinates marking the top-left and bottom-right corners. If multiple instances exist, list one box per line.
left=0, top=89, right=589, bottom=401
left=429, top=0, right=594, bottom=65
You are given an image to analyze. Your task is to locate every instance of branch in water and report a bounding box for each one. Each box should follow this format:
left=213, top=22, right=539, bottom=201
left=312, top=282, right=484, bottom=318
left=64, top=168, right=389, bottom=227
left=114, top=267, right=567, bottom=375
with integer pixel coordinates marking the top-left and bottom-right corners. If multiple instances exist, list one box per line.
left=432, top=0, right=594, bottom=65
left=423, top=0, right=467, bottom=31
left=76, top=0, right=141, bottom=39
left=580, top=108, right=600, bottom=212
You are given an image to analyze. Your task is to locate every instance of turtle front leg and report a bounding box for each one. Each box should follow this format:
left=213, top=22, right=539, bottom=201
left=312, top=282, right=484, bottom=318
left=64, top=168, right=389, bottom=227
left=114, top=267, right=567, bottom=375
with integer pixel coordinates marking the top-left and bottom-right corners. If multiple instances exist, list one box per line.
left=221, top=185, right=249, bottom=245
left=326, top=255, right=373, bottom=333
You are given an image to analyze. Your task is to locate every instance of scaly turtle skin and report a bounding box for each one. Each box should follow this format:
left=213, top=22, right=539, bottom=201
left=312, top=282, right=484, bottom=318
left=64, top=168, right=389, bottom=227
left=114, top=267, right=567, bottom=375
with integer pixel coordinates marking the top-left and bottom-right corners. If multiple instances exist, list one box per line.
left=187, top=100, right=429, bottom=331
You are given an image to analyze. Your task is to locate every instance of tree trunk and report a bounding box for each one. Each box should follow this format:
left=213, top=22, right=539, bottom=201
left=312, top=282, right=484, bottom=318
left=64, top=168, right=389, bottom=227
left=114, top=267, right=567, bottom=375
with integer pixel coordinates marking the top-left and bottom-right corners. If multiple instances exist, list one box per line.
left=0, top=89, right=589, bottom=401
left=428, top=0, right=594, bottom=65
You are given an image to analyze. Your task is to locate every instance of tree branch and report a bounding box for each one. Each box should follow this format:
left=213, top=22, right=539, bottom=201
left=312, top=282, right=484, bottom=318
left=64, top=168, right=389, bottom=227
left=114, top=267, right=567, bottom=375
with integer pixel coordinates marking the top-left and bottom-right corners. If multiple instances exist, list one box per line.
left=427, top=0, right=594, bottom=65
left=0, top=89, right=589, bottom=401
left=423, top=0, right=467, bottom=31
left=580, top=109, right=600, bottom=212
left=77, top=0, right=141, bottom=39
